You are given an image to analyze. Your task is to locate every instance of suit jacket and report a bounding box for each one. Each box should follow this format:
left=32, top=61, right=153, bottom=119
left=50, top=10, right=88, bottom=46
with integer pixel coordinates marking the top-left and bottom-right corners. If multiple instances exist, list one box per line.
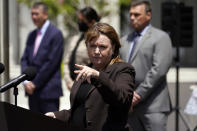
left=120, top=25, right=173, bottom=113
left=21, top=23, right=64, bottom=99
left=54, top=62, right=135, bottom=131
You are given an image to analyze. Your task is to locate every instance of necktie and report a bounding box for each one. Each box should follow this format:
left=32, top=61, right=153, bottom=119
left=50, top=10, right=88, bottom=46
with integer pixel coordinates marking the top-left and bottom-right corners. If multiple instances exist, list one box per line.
left=33, top=31, right=42, bottom=56
left=128, top=33, right=140, bottom=62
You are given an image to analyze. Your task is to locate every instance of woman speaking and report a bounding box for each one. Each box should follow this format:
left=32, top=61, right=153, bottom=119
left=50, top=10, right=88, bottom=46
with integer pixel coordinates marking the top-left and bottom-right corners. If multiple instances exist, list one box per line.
left=46, top=23, right=135, bottom=131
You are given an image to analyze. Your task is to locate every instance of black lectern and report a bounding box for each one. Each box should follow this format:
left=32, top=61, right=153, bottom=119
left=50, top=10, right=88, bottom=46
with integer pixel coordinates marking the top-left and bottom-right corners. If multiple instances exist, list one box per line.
left=0, top=102, right=88, bottom=131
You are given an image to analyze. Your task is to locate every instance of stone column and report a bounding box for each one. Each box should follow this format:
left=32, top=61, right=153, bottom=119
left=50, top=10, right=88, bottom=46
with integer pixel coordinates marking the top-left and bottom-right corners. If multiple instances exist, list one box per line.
left=0, top=0, right=10, bottom=102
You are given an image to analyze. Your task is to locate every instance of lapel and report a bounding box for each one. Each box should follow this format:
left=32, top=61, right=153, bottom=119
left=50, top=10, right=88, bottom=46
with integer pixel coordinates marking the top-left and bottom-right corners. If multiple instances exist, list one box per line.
left=70, top=79, right=97, bottom=108
left=129, top=26, right=152, bottom=63
left=29, top=31, right=37, bottom=61
left=85, top=64, right=112, bottom=98
left=123, top=33, right=134, bottom=62
left=70, top=79, right=83, bottom=108
left=70, top=64, right=113, bottom=108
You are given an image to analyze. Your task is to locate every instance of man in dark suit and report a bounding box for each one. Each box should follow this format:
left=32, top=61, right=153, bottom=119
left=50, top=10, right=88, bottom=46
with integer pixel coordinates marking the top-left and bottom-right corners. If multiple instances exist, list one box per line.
left=21, top=2, right=64, bottom=114
left=120, top=0, right=173, bottom=130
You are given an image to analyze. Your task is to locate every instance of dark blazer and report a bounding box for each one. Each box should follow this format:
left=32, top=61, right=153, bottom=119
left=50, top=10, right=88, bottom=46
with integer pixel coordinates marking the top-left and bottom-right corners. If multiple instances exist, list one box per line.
left=21, top=23, right=63, bottom=99
left=54, top=62, right=135, bottom=131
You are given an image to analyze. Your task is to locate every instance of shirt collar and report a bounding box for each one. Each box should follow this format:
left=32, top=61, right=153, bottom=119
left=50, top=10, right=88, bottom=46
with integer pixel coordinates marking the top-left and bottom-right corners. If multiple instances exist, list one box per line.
left=139, top=24, right=151, bottom=37
left=37, top=20, right=50, bottom=34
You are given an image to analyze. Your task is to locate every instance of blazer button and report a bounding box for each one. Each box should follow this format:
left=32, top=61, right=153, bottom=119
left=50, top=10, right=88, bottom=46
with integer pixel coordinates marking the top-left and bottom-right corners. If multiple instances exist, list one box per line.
left=87, top=121, right=92, bottom=126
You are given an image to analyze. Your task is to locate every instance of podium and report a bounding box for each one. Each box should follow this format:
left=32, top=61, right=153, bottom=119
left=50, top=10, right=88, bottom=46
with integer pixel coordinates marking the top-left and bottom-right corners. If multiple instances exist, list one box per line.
left=0, top=102, right=88, bottom=131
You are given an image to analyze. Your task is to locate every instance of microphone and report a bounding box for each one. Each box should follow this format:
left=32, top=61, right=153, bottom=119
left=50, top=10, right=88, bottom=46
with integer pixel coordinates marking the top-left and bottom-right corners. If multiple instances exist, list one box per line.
left=0, top=67, right=37, bottom=93
left=0, top=63, right=5, bottom=74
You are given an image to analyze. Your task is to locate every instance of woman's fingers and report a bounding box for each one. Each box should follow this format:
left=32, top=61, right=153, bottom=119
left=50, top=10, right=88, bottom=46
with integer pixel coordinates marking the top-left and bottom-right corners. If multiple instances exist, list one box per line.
left=45, top=112, right=56, bottom=118
left=87, top=77, right=91, bottom=83
left=74, top=64, right=85, bottom=81
left=75, top=64, right=84, bottom=69
left=74, top=70, right=81, bottom=74
left=76, top=71, right=83, bottom=81
left=74, top=64, right=97, bottom=82
left=75, top=71, right=87, bottom=81
left=74, top=65, right=86, bottom=81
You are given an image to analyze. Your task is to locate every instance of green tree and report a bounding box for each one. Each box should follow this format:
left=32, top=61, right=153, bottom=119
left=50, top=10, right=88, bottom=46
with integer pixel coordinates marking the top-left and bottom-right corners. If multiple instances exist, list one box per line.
left=18, top=0, right=131, bottom=34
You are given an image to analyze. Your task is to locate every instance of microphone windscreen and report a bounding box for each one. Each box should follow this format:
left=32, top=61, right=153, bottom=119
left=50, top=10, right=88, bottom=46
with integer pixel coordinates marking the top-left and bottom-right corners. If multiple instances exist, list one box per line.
left=23, top=67, right=37, bottom=80
left=0, top=63, right=5, bottom=74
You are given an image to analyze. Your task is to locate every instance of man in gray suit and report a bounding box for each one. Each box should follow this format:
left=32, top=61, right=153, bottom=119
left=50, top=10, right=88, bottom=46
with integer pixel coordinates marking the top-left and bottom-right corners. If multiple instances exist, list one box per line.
left=120, top=0, right=173, bottom=130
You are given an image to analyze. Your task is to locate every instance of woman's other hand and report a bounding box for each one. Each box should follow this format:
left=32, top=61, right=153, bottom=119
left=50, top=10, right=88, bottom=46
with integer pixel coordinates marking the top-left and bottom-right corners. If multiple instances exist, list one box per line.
left=45, top=112, right=56, bottom=118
